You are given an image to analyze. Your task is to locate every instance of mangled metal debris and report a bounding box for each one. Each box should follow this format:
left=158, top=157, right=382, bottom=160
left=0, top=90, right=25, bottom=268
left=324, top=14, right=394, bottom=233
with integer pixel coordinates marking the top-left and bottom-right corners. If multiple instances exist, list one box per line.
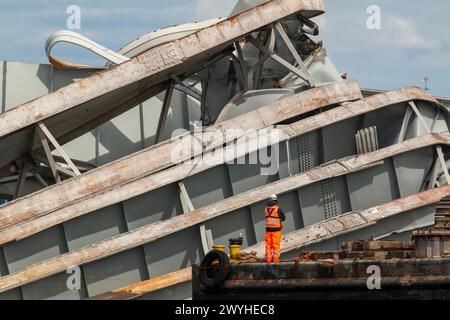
left=0, top=0, right=325, bottom=173
left=0, top=0, right=448, bottom=300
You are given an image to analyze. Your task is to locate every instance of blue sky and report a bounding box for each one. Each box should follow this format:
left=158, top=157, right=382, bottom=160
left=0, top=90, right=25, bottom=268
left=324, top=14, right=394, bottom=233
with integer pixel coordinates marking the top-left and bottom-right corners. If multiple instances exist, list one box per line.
left=0, top=0, right=449, bottom=97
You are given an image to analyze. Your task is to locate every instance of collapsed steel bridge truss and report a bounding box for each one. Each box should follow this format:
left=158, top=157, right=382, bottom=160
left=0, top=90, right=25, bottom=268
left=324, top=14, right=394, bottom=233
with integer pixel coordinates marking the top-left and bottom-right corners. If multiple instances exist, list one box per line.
left=0, top=0, right=449, bottom=300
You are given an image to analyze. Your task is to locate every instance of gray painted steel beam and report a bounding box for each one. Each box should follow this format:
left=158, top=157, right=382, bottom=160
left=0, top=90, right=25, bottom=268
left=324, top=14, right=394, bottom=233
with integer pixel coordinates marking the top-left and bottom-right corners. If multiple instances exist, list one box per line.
left=427, top=158, right=440, bottom=189
left=178, top=181, right=195, bottom=213
left=37, top=122, right=81, bottom=176
left=274, top=22, right=313, bottom=85
left=1, top=61, right=6, bottom=113
left=36, top=130, right=61, bottom=183
left=246, top=29, right=275, bottom=90
left=234, top=43, right=248, bottom=88
left=32, top=173, right=49, bottom=188
left=13, top=161, right=30, bottom=200
left=409, top=101, right=450, bottom=184
left=154, top=80, right=175, bottom=145
left=247, top=36, right=310, bottom=84
left=397, top=107, right=413, bottom=143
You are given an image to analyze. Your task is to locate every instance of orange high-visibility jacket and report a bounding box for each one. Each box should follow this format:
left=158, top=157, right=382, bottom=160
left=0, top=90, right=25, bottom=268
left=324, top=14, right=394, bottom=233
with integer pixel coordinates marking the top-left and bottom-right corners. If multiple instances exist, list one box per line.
left=265, top=205, right=283, bottom=231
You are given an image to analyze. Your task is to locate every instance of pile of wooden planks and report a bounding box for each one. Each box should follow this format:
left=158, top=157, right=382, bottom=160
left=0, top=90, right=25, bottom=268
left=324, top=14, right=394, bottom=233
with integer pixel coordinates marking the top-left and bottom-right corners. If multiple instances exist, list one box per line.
left=293, top=240, right=415, bottom=262
left=413, top=196, right=450, bottom=258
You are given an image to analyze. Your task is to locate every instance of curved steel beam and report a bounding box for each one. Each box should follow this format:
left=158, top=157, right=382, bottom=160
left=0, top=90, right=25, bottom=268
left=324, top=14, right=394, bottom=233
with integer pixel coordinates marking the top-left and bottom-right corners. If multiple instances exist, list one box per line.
left=45, top=30, right=129, bottom=69
left=113, top=18, right=225, bottom=66
left=45, top=29, right=214, bottom=104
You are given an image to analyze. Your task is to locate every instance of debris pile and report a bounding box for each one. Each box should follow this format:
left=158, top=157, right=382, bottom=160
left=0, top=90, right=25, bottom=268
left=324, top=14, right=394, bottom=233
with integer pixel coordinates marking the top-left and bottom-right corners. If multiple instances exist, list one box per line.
left=413, top=196, right=450, bottom=258
left=231, top=251, right=261, bottom=263
left=292, top=240, right=415, bottom=265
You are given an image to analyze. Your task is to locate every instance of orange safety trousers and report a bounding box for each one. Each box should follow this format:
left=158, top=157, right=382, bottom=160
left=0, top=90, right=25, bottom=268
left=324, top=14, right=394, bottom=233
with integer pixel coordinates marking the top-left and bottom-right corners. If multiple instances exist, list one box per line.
left=265, top=231, right=282, bottom=263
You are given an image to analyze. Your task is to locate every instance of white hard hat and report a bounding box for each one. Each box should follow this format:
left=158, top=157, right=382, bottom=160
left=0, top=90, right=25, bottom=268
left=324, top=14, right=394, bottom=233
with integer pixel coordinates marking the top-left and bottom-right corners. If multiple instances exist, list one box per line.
left=269, top=194, right=278, bottom=200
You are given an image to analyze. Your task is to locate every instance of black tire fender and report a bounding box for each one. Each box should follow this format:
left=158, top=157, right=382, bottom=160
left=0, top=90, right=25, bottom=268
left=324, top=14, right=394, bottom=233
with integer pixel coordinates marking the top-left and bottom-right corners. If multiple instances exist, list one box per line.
left=199, top=250, right=230, bottom=290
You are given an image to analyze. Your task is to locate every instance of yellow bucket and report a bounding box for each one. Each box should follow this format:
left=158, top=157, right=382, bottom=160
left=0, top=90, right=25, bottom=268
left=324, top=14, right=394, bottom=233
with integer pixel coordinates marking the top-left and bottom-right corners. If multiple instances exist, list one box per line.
left=211, top=245, right=226, bottom=266
left=229, top=245, right=241, bottom=259
left=212, top=245, right=226, bottom=252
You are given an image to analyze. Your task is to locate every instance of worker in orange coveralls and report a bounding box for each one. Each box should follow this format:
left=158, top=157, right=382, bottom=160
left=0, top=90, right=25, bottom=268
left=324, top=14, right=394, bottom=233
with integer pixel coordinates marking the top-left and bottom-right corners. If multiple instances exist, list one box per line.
left=265, top=194, right=286, bottom=263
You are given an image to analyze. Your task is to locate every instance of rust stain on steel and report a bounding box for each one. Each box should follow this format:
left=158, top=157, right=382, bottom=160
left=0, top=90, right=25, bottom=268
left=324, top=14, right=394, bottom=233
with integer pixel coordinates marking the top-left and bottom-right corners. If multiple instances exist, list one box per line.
left=0, top=86, right=439, bottom=243
left=92, top=268, right=192, bottom=300
left=0, top=0, right=324, bottom=139
left=220, top=275, right=450, bottom=290
left=0, top=81, right=361, bottom=233
left=244, top=185, right=450, bottom=258
left=341, top=240, right=415, bottom=252
left=0, top=134, right=448, bottom=293
left=48, top=55, right=99, bottom=70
